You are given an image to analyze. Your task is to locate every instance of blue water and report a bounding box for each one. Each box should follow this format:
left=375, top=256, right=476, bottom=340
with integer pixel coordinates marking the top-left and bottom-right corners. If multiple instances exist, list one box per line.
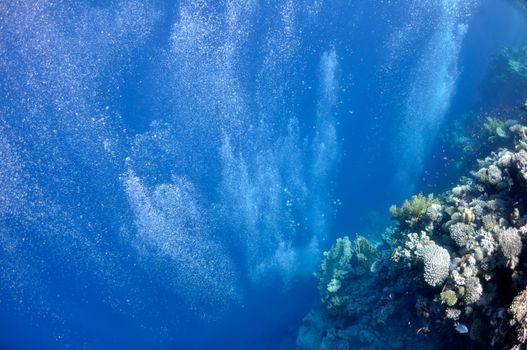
left=1, top=1, right=526, bottom=349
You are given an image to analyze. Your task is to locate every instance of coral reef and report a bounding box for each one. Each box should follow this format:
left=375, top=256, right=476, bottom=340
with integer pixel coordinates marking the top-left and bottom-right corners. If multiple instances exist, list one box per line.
left=298, top=106, right=527, bottom=349
left=484, top=117, right=508, bottom=139
left=389, top=193, right=441, bottom=230
left=497, top=228, right=522, bottom=269
left=508, top=288, right=527, bottom=348
left=314, top=236, right=353, bottom=314
left=315, top=235, right=377, bottom=314
left=482, top=46, right=527, bottom=107
left=436, top=45, right=527, bottom=185
left=420, top=244, right=451, bottom=287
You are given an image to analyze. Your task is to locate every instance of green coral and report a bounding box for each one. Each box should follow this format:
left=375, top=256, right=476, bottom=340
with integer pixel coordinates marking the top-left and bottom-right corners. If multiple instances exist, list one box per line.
left=315, top=236, right=352, bottom=311
left=484, top=116, right=507, bottom=138
left=351, top=236, right=377, bottom=276
left=482, top=46, right=527, bottom=106
left=316, top=236, right=352, bottom=290
left=389, top=193, right=440, bottom=228
left=315, top=236, right=378, bottom=314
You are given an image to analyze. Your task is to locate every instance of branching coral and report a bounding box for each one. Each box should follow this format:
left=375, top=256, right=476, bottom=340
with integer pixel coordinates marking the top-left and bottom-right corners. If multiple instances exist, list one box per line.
left=463, top=277, right=483, bottom=305
left=399, top=231, right=434, bottom=260
left=508, top=288, right=527, bottom=347
left=509, top=288, right=527, bottom=328
left=445, top=307, right=462, bottom=320
left=389, top=193, right=441, bottom=229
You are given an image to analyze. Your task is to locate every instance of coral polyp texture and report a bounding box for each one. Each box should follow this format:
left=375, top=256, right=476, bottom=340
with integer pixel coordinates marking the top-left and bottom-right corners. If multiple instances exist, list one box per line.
left=297, top=107, right=527, bottom=349
left=419, top=245, right=451, bottom=287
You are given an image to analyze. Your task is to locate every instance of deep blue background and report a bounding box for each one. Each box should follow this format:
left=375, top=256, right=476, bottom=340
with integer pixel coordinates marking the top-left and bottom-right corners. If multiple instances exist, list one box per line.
left=0, top=1, right=527, bottom=349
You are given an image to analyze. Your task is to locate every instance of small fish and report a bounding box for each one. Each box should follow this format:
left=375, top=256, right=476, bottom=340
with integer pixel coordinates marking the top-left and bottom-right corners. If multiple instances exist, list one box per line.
left=391, top=248, right=398, bottom=260
left=454, top=322, right=468, bottom=334
left=416, top=325, right=430, bottom=335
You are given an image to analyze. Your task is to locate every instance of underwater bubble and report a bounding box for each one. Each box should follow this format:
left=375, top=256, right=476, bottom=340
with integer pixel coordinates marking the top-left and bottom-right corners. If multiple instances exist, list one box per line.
left=123, top=169, right=239, bottom=308
left=393, top=0, right=478, bottom=193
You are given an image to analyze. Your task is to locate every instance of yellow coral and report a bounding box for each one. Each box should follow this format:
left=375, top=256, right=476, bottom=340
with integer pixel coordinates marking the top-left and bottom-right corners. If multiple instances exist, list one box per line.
left=327, top=278, right=341, bottom=293
left=461, top=208, right=475, bottom=223
left=390, top=193, right=439, bottom=228
left=440, top=289, right=458, bottom=307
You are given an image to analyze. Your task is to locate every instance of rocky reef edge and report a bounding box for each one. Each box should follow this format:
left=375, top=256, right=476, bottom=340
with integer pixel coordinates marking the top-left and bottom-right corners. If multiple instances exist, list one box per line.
left=298, top=103, right=527, bottom=349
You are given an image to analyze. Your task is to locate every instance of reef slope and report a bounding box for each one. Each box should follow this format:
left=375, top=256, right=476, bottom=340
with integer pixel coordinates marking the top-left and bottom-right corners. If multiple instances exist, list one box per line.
left=298, top=106, right=527, bottom=349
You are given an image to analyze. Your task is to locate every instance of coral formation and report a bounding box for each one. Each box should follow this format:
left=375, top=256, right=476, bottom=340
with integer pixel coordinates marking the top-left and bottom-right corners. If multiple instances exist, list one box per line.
left=315, top=236, right=353, bottom=313
left=298, top=103, right=527, bottom=349
left=508, top=288, right=527, bottom=347
left=497, top=227, right=523, bottom=269
left=449, top=223, right=476, bottom=248
left=484, top=116, right=508, bottom=139
left=420, top=244, right=450, bottom=287
left=440, top=290, right=458, bottom=307
left=389, top=193, right=441, bottom=230
left=437, top=46, right=527, bottom=184
left=315, top=235, right=377, bottom=314
left=463, top=276, right=483, bottom=305
left=482, top=46, right=527, bottom=107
